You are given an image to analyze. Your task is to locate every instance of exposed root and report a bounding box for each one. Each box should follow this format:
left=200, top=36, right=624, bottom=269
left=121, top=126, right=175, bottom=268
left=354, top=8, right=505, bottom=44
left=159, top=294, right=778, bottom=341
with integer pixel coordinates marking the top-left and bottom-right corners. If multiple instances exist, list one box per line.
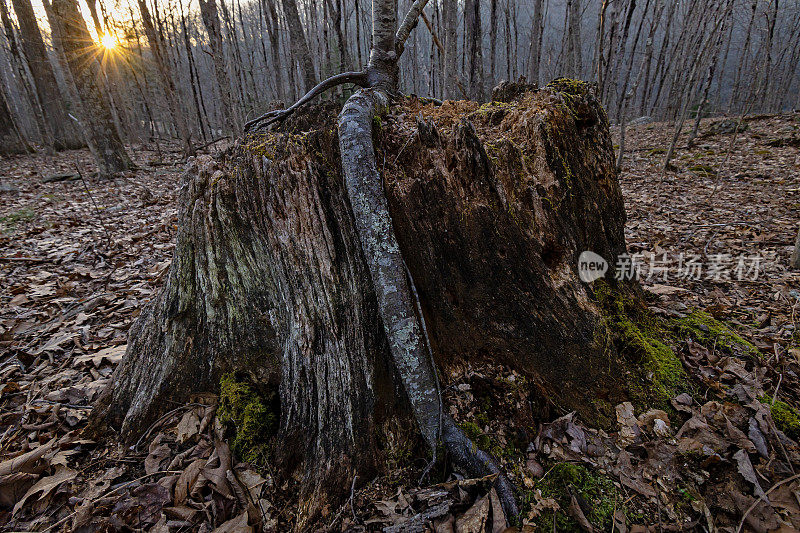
left=245, top=71, right=368, bottom=131
left=338, top=87, right=519, bottom=524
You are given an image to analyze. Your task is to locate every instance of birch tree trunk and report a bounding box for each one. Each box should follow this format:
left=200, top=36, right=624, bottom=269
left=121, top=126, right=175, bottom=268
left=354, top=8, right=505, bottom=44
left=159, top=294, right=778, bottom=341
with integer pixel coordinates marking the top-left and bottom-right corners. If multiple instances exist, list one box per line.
left=50, top=0, right=132, bottom=175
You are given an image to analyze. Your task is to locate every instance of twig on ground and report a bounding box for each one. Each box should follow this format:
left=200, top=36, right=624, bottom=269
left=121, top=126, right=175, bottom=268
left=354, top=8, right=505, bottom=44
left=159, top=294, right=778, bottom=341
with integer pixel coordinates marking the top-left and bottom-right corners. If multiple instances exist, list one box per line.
left=736, top=473, right=800, bottom=533
left=74, top=162, right=112, bottom=246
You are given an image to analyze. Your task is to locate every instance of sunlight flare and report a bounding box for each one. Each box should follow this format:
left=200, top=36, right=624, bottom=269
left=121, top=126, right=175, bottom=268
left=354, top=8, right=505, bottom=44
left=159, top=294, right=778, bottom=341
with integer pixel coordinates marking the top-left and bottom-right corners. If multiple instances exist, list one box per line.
left=100, top=33, right=117, bottom=50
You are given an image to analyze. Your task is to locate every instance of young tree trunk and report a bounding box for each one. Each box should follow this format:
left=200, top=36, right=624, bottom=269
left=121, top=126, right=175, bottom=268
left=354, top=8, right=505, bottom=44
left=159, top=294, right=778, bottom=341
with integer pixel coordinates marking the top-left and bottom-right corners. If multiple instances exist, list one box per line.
left=11, top=0, right=82, bottom=150
left=50, top=0, right=132, bottom=175
left=792, top=225, right=800, bottom=270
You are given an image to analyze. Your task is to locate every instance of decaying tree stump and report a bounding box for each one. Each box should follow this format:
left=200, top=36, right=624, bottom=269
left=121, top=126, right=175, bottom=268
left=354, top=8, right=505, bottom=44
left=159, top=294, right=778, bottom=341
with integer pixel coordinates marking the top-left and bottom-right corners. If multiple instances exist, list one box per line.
left=98, top=81, right=649, bottom=519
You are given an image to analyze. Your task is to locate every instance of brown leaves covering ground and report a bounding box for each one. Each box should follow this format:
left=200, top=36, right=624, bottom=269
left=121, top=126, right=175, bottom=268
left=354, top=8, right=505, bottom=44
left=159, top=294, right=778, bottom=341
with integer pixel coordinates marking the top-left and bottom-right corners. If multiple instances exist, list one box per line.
left=0, top=112, right=799, bottom=532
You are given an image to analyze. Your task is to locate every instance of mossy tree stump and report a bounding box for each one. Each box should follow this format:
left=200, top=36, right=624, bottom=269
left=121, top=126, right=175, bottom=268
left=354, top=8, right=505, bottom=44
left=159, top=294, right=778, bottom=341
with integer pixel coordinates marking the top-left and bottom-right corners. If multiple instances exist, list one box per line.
left=96, top=82, right=669, bottom=518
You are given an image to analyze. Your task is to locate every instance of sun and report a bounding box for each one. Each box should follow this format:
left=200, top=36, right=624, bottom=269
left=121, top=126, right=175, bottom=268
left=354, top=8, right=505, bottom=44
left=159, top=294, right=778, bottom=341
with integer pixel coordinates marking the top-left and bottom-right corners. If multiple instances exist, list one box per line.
left=100, top=34, right=118, bottom=50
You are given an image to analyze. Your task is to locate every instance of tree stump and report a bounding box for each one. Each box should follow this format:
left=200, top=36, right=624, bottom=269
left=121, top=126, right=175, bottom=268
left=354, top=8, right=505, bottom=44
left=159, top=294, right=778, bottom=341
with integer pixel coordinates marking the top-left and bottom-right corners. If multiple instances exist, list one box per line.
left=98, top=82, right=653, bottom=517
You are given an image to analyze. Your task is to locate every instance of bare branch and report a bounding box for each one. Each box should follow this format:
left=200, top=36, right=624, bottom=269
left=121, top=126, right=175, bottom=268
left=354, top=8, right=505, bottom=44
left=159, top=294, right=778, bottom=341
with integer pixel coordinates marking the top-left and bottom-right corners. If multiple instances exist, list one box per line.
left=245, top=71, right=368, bottom=131
left=395, top=0, right=430, bottom=51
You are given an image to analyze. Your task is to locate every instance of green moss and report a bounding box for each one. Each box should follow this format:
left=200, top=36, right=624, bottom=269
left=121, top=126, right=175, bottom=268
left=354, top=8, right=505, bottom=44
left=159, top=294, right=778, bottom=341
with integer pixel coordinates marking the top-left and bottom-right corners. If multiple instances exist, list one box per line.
left=593, top=281, right=685, bottom=408
left=218, top=373, right=277, bottom=466
left=1, top=207, right=37, bottom=232
left=458, top=420, right=521, bottom=460
left=672, top=310, right=760, bottom=358
left=760, top=396, right=800, bottom=440
left=546, top=78, right=589, bottom=96
left=534, top=463, right=619, bottom=531
left=647, top=147, right=666, bottom=156
left=688, top=164, right=716, bottom=176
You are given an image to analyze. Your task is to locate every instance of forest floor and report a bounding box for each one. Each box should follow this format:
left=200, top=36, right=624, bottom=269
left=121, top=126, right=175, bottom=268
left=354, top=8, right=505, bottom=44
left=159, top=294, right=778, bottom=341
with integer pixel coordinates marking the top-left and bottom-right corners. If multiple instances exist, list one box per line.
left=1, top=111, right=799, bottom=532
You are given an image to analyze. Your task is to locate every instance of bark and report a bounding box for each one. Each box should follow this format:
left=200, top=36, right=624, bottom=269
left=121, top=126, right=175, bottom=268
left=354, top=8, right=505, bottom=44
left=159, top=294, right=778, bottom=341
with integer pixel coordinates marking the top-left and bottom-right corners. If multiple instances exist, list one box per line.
left=260, top=0, right=286, bottom=103
left=11, top=0, right=82, bottom=150
left=100, top=82, right=641, bottom=524
left=282, top=0, right=317, bottom=94
left=792, top=225, right=800, bottom=270
left=0, top=84, right=28, bottom=154
left=50, top=0, right=132, bottom=175
left=198, top=0, right=237, bottom=133
left=138, top=0, right=194, bottom=155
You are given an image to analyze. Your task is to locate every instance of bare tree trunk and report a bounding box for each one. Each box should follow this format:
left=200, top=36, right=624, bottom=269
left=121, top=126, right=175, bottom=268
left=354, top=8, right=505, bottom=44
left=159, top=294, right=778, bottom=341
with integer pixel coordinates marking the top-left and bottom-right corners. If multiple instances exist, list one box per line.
left=565, top=0, right=582, bottom=78
left=138, top=0, right=193, bottom=155
left=0, top=82, right=29, bottom=154
left=11, top=0, right=82, bottom=150
left=442, top=0, right=459, bottom=99
left=0, top=0, right=46, bottom=148
left=528, top=0, right=544, bottom=85
left=489, top=0, right=497, bottom=87
left=282, top=0, right=317, bottom=93
left=464, top=0, right=484, bottom=100
left=50, top=0, right=132, bottom=175
left=198, top=0, right=237, bottom=134
left=637, top=0, right=663, bottom=115
left=792, top=224, right=800, bottom=270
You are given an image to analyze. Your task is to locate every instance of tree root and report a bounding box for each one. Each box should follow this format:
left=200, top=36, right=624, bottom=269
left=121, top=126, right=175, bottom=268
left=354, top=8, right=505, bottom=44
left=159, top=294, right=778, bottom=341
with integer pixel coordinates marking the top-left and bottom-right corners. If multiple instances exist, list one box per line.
left=338, top=87, right=519, bottom=523
left=245, top=71, right=368, bottom=131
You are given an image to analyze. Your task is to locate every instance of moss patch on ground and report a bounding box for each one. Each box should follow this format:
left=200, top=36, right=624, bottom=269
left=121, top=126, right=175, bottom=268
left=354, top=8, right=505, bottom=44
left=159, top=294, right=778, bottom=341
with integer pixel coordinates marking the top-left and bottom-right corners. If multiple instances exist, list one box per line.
left=760, top=395, right=800, bottom=440
left=532, top=463, right=620, bottom=531
left=218, top=373, right=277, bottom=466
left=592, top=280, right=686, bottom=409
left=673, top=310, right=760, bottom=358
